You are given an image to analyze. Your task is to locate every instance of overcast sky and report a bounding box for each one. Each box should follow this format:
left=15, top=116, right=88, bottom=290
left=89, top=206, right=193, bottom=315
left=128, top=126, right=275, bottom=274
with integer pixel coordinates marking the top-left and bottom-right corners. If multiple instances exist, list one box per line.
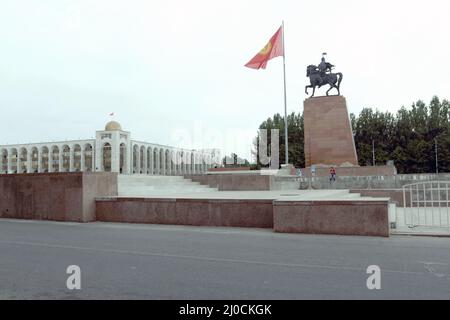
left=1, top=0, right=449, bottom=160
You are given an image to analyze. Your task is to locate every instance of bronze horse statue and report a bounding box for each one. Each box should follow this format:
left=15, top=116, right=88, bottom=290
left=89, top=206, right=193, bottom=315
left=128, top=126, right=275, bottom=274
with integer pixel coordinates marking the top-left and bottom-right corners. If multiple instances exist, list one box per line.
left=305, top=65, right=343, bottom=97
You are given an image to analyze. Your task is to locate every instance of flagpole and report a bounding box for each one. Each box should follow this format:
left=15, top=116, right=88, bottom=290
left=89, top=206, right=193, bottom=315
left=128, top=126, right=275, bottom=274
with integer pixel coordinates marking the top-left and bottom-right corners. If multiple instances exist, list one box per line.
left=282, top=21, right=289, bottom=165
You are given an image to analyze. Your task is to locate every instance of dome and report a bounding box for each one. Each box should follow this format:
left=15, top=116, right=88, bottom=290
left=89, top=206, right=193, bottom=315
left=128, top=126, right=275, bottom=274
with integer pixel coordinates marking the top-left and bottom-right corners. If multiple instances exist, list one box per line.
left=105, top=121, right=122, bottom=131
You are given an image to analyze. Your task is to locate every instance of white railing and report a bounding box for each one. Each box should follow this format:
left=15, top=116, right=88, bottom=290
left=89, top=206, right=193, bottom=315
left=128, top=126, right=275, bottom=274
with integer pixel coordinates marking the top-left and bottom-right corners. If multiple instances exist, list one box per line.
left=401, top=181, right=450, bottom=228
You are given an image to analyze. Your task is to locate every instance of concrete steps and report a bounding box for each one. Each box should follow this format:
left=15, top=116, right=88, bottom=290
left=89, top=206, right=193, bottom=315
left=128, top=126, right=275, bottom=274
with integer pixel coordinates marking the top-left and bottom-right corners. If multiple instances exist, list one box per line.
left=117, top=175, right=385, bottom=200
left=118, top=174, right=218, bottom=197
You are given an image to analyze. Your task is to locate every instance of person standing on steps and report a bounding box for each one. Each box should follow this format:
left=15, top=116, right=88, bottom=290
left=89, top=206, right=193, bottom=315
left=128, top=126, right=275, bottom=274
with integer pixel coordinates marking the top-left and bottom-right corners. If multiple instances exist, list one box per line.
left=329, top=167, right=336, bottom=184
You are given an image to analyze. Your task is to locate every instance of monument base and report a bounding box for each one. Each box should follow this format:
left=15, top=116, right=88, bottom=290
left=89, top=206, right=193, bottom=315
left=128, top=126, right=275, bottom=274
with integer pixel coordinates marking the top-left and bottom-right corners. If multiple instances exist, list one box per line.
left=304, top=96, right=358, bottom=167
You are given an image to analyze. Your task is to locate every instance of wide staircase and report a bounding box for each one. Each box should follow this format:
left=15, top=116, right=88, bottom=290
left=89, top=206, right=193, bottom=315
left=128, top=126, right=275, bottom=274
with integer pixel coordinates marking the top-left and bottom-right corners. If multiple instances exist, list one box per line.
left=118, top=175, right=218, bottom=197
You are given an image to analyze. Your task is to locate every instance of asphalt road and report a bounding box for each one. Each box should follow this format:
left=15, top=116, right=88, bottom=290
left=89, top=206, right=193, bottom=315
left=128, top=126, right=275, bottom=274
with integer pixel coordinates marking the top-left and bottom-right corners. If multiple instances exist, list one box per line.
left=0, top=219, right=449, bottom=299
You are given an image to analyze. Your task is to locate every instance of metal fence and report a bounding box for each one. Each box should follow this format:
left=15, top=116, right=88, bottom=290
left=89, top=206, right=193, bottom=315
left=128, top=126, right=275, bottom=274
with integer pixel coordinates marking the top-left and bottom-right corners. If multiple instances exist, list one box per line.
left=401, top=181, right=450, bottom=228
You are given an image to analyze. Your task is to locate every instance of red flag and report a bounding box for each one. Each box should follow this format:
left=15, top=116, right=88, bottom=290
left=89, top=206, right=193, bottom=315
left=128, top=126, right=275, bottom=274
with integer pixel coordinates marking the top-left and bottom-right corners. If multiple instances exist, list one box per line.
left=245, top=26, right=284, bottom=70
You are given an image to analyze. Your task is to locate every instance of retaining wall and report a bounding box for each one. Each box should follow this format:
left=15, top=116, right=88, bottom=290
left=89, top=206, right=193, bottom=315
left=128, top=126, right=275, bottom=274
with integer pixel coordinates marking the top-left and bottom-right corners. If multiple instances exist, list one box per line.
left=273, top=200, right=390, bottom=237
left=301, top=165, right=397, bottom=178
left=96, top=197, right=390, bottom=237
left=96, top=198, right=274, bottom=228
left=0, top=172, right=117, bottom=222
left=350, top=189, right=407, bottom=206
left=299, top=173, right=450, bottom=190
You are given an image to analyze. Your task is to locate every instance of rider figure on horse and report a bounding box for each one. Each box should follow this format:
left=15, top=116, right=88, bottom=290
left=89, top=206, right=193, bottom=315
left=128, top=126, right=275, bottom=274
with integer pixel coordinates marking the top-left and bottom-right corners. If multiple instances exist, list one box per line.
left=305, top=53, right=343, bottom=97
left=318, top=55, right=334, bottom=79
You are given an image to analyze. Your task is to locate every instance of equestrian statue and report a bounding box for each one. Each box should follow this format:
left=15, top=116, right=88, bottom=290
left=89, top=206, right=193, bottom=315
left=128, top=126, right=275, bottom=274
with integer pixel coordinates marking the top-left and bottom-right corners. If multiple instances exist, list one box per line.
left=305, top=53, right=343, bottom=97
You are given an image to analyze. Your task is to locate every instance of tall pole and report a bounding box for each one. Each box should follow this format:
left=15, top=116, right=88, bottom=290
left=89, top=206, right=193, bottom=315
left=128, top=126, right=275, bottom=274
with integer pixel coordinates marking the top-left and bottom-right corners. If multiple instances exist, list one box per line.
left=282, top=21, right=289, bottom=165
left=435, top=138, right=439, bottom=174
left=372, top=139, right=375, bottom=166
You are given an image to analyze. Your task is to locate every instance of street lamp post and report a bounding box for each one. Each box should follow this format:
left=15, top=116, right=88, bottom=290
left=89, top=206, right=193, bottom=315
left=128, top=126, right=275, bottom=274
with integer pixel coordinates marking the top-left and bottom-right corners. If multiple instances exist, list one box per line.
left=372, top=139, right=375, bottom=166
left=435, top=138, right=439, bottom=175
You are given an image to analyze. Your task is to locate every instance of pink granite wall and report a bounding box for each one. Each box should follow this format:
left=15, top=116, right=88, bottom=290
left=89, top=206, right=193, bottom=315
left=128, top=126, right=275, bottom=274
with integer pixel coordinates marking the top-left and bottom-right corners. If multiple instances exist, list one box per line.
left=273, top=200, right=390, bottom=237
left=350, top=189, right=407, bottom=206
left=301, top=165, right=397, bottom=178
left=0, top=172, right=117, bottom=222
left=349, top=189, right=444, bottom=208
left=82, top=173, right=118, bottom=221
left=96, top=198, right=274, bottom=228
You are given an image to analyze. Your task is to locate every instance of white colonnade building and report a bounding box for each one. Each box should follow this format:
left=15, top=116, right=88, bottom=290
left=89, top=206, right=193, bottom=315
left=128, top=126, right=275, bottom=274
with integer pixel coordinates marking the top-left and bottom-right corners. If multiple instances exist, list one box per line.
left=0, top=121, right=219, bottom=175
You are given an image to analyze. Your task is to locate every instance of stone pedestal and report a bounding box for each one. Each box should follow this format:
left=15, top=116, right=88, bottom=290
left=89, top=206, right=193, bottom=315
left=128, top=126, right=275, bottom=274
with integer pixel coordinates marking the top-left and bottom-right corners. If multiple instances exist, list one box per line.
left=304, top=96, right=358, bottom=167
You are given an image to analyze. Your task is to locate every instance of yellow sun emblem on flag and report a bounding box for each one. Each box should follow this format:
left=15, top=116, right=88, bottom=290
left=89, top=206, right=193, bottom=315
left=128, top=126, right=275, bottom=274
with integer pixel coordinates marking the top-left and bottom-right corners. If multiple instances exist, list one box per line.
left=259, top=42, right=272, bottom=55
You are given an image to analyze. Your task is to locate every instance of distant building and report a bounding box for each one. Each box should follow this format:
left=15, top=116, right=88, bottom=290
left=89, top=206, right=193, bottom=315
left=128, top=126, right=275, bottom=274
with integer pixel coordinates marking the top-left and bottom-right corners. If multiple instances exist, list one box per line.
left=0, top=121, right=217, bottom=175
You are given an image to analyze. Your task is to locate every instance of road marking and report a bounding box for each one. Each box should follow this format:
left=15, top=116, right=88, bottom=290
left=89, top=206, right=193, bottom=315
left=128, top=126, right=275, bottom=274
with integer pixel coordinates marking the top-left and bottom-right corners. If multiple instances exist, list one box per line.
left=420, top=262, right=450, bottom=281
left=0, top=240, right=428, bottom=276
